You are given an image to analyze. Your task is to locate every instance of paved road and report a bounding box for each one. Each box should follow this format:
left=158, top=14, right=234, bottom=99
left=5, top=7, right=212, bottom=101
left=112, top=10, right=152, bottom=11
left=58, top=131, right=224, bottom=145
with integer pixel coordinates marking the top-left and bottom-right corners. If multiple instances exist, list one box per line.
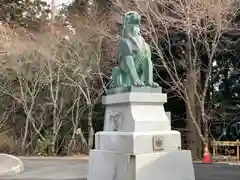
left=0, top=157, right=239, bottom=180
left=0, top=157, right=87, bottom=180
left=194, top=163, right=240, bottom=180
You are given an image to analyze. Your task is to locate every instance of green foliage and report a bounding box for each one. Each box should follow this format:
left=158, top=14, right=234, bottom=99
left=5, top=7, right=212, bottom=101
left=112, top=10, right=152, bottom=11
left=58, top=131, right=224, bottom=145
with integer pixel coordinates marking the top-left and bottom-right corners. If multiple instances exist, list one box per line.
left=36, top=131, right=52, bottom=156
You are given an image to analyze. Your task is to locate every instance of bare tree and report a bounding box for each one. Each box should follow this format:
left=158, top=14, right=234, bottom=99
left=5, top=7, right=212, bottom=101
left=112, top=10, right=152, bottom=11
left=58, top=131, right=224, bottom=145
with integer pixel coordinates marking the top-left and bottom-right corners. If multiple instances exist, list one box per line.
left=0, top=5, right=111, bottom=154
left=112, top=0, right=239, bottom=158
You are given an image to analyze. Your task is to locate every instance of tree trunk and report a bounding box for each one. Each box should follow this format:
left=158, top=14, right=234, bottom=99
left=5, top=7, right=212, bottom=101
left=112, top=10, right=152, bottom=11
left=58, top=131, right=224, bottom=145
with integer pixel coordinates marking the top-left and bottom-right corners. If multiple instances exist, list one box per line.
left=186, top=73, right=202, bottom=159
left=186, top=104, right=201, bottom=159
left=195, top=99, right=203, bottom=158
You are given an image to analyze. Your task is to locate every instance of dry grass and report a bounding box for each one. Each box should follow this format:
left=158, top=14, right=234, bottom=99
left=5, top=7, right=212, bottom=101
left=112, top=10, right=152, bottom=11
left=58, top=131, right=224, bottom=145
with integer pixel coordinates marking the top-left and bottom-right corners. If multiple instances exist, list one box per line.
left=0, top=134, right=15, bottom=153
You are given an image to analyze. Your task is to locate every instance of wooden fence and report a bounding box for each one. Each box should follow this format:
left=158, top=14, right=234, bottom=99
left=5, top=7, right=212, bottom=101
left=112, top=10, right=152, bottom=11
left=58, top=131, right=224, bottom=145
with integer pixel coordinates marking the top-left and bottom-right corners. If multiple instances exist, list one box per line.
left=211, top=140, right=240, bottom=163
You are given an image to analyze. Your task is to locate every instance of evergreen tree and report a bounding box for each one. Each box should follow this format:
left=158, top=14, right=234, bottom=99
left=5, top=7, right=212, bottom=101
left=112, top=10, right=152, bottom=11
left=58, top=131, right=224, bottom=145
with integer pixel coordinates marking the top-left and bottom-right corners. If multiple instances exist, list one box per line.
left=212, top=25, right=240, bottom=140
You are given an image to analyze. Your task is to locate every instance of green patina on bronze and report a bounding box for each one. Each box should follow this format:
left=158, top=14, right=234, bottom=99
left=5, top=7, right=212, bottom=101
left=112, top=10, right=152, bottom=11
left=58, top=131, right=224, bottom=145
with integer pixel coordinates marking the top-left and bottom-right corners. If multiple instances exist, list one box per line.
left=110, top=11, right=159, bottom=91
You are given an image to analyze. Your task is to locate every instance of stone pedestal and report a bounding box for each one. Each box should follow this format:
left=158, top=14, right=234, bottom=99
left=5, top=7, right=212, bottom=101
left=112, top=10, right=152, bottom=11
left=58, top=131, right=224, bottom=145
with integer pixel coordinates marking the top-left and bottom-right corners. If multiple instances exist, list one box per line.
left=87, top=87, right=195, bottom=180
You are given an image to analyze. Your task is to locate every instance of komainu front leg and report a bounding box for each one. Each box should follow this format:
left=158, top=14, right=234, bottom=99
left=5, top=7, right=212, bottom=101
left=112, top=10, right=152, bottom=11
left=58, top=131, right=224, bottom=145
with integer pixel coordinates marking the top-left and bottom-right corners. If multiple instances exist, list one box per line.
left=142, top=58, right=159, bottom=88
left=111, top=66, right=133, bottom=87
left=111, top=66, right=125, bottom=88
left=121, top=55, right=144, bottom=87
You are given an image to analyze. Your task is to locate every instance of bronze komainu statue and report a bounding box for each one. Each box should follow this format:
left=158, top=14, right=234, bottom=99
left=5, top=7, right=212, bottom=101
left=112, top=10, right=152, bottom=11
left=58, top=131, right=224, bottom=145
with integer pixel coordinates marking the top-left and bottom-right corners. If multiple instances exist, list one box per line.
left=110, top=11, right=159, bottom=88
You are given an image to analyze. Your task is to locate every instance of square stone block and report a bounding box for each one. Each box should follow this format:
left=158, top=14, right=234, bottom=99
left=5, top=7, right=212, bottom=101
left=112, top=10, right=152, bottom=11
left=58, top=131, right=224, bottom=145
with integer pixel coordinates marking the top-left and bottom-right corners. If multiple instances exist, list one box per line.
left=87, top=150, right=195, bottom=180
left=102, top=90, right=167, bottom=105
left=104, top=103, right=171, bottom=132
left=95, top=131, right=181, bottom=153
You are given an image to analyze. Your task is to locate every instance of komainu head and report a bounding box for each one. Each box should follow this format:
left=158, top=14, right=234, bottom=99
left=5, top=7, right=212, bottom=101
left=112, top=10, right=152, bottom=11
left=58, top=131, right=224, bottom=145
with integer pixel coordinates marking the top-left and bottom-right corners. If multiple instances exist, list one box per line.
left=122, top=11, right=141, bottom=37
left=123, top=11, right=141, bottom=26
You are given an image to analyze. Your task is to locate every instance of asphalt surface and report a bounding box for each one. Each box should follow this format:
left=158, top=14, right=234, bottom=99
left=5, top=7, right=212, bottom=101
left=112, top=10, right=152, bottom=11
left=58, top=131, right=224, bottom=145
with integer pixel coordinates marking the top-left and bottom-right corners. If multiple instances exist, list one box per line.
left=0, top=157, right=87, bottom=180
left=0, top=157, right=239, bottom=180
left=194, top=163, right=240, bottom=180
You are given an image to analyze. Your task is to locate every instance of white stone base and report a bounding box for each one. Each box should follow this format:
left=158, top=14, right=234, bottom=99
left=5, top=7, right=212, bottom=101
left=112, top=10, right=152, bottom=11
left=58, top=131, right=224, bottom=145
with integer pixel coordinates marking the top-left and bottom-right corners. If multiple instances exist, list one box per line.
left=87, top=150, right=195, bottom=180
left=103, top=92, right=171, bottom=132
left=95, top=131, right=181, bottom=153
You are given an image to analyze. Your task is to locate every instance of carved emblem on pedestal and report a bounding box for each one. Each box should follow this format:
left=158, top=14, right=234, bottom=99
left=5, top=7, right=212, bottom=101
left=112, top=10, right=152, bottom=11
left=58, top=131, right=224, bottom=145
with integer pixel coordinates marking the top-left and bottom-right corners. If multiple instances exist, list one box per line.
left=152, top=135, right=164, bottom=151
left=108, top=112, right=122, bottom=131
